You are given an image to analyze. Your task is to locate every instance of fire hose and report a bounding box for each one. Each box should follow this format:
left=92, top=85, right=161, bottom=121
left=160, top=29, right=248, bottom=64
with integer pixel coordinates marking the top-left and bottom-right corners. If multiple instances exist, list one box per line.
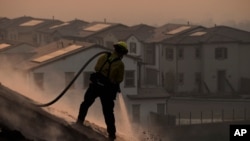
left=35, top=51, right=110, bottom=107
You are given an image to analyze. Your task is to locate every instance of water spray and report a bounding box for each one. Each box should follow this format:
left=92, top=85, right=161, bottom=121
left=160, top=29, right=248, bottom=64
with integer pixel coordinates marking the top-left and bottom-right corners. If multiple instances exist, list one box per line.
left=117, top=94, right=140, bottom=141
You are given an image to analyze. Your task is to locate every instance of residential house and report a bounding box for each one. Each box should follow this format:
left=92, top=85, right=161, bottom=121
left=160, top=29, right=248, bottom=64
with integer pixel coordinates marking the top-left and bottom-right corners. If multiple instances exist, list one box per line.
left=144, top=23, right=205, bottom=88
left=101, top=24, right=155, bottom=88
left=1, top=16, right=62, bottom=47
left=161, top=25, right=250, bottom=95
left=0, top=41, right=35, bottom=68
left=0, top=17, right=11, bottom=40
left=102, top=24, right=155, bottom=55
left=66, top=21, right=128, bottom=46
left=36, top=19, right=89, bottom=46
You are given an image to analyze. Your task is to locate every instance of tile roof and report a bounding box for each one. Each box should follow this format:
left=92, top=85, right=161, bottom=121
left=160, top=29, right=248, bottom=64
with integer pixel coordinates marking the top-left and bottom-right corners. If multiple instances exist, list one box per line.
left=0, top=40, right=35, bottom=53
left=164, top=25, right=250, bottom=45
left=112, top=24, right=155, bottom=41
left=208, top=26, right=250, bottom=43
left=3, top=16, right=63, bottom=33
left=76, top=21, right=128, bottom=39
left=0, top=17, right=11, bottom=29
left=17, top=38, right=140, bottom=71
left=19, top=39, right=103, bottom=70
left=37, top=19, right=89, bottom=36
left=147, top=23, right=204, bottom=43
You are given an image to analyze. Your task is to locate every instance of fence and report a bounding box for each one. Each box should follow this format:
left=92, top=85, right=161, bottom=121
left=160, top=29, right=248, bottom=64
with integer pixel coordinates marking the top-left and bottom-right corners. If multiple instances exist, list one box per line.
left=148, top=108, right=250, bottom=141
left=175, top=107, right=250, bottom=125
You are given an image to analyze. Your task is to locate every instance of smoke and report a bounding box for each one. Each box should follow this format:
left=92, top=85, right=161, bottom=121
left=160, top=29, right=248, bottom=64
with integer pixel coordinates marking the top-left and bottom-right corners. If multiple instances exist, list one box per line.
left=0, top=87, right=66, bottom=141
left=0, top=57, right=167, bottom=141
left=0, top=58, right=140, bottom=140
left=0, top=59, right=79, bottom=140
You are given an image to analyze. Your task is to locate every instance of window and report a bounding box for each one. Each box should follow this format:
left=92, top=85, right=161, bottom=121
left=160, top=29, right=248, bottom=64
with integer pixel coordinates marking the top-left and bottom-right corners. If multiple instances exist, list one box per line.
left=132, top=104, right=140, bottom=123
left=125, top=70, right=135, bottom=87
left=157, top=103, right=165, bottom=115
left=215, top=47, right=227, bottom=59
left=83, top=71, right=93, bottom=89
left=145, top=46, right=155, bottom=65
left=65, top=72, right=75, bottom=89
left=178, top=48, right=184, bottom=59
left=178, top=73, right=184, bottom=85
left=34, top=73, right=44, bottom=90
left=195, top=47, right=201, bottom=59
left=129, top=42, right=137, bottom=54
left=165, top=48, right=174, bottom=60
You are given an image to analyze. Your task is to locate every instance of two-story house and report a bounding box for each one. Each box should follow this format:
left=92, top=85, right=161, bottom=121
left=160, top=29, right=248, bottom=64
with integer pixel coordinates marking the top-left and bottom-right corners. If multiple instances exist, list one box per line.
left=0, top=17, right=11, bottom=40
left=101, top=24, right=155, bottom=87
left=0, top=41, right=35, bottom=68
left=161, top=25, right=250, bottom=95
left=36, top=19, right=89, bottom=46
left=146, top=23, right=205, bottom=88
left=1, top=16, right=62, bottom=47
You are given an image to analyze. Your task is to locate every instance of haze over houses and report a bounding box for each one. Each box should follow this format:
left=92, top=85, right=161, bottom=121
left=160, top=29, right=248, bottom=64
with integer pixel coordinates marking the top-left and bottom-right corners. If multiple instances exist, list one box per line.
left=1, top=16, right=250, bottom=130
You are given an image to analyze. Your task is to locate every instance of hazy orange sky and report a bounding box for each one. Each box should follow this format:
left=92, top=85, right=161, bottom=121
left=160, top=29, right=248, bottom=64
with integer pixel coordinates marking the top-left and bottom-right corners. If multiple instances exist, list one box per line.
left=0, top=0, right=249, bottom=26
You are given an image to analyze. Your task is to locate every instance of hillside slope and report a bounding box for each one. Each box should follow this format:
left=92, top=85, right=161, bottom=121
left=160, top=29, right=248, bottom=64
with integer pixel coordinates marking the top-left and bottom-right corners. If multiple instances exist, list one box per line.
left=0, top=83, right=125, bottom=141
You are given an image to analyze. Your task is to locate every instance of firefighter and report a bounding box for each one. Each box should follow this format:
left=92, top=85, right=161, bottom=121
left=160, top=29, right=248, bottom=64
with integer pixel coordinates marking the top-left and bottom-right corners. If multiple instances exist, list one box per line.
left=76, top=41, right=128, bottom=140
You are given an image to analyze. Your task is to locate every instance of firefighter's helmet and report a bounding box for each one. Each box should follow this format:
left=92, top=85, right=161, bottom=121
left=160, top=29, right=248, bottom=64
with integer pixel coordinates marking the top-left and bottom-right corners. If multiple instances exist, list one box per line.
left=113, top=41, right=128, bottom=55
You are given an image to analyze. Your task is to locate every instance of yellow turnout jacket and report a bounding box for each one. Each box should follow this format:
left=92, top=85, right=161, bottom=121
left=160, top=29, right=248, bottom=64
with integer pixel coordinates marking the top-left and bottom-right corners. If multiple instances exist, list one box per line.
left=95, top=52, right=124, bottom=84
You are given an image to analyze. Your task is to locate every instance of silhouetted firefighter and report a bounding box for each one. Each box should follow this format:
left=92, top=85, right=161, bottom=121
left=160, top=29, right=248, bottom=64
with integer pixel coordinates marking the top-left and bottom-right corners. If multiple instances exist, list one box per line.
left=76, top=41, right=128, bottom=140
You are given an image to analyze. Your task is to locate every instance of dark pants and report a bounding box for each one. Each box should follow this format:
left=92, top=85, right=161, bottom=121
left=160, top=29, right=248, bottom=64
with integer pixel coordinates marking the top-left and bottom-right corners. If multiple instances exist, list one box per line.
left=77, top=83, right=116, bottom=136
